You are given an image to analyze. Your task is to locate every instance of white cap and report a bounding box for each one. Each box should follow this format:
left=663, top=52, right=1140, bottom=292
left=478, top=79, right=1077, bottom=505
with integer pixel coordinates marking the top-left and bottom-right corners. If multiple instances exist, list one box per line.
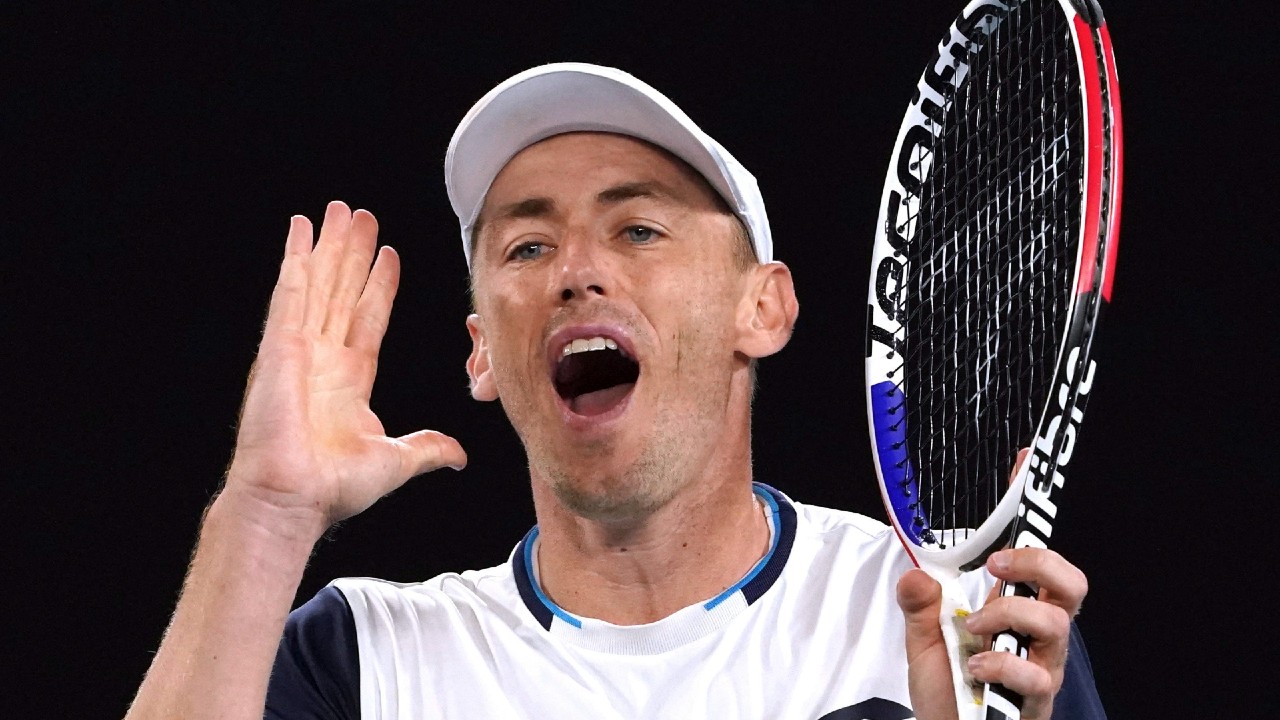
left=445, top=62, right=773, bottom=268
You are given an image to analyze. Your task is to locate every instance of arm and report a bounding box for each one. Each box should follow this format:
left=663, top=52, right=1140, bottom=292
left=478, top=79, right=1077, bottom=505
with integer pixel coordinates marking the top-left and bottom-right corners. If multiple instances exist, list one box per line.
left=124, top=202, right=466, bottom=720
left=125, top=487, right=323, bottom=720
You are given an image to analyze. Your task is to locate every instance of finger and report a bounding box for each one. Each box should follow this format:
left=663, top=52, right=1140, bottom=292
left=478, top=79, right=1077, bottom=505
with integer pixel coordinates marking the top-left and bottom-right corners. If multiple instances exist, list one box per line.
left=263, top=215, right=314, bottom=341
left=323, top=209, right=380, bottom=338
left=967, top=650, right=1056, bottom=719
left=896, top=568, right=944, bottom=661
left=987, top=549, right=1088, bottom=615
left=393, top=429, right=468, bottom=479
left=347, top=246, right=401, bottom=359
left=964, top=596, right=1071, bottom=663
left=239, top=216, right=317, bottom=437
left=303, top=201, right=353, bottom=333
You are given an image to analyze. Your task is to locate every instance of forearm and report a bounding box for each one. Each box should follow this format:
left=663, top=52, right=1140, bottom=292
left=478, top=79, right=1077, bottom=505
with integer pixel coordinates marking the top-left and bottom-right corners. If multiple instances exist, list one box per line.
left=125, top=488, right=325, bottom=720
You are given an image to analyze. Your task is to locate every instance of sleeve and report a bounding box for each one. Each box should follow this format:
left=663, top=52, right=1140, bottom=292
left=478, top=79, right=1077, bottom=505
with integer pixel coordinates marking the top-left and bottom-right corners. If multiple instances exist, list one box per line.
left=264, top=585, right=361, bottom=720
left=1051, top=623, right=1107, bottom=719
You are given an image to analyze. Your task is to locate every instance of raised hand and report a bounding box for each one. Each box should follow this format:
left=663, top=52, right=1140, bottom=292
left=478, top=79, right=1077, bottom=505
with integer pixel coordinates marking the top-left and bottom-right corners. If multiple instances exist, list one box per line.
left=124, top=202, right=468, bottom=720
left=226, top=201, right=466, bottom=533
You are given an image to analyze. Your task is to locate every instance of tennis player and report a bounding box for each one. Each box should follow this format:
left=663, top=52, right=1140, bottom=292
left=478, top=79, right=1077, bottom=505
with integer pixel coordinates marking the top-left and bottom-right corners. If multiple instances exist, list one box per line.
left=125, top=64, right=1105, bottom=720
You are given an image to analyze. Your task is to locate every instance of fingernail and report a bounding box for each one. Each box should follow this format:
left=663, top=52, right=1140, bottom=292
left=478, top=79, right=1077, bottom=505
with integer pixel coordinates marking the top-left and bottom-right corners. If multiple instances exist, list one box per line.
left=964, top=609, right=982, bottom=630
left=968, top=654, right=989, bottom=674
left=990, top=550, right=1011, bottom=571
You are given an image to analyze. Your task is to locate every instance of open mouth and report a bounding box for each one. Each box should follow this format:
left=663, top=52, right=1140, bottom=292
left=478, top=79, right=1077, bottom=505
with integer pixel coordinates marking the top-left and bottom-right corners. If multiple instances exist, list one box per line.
left=553, top=336, right=640, bottom=417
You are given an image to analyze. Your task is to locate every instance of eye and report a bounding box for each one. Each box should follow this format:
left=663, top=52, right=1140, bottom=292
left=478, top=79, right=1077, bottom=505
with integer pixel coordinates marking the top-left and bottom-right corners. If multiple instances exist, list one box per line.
left=624, top=225, right=658, bottom=244
left=508, top=241, right=549, bottom=262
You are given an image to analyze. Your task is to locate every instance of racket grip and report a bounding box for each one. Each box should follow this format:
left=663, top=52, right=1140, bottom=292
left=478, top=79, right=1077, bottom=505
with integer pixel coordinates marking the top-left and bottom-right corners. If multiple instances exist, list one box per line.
left=981, top=579, right=1038, bottom=720
left=937, top=582, right=984, bottom=720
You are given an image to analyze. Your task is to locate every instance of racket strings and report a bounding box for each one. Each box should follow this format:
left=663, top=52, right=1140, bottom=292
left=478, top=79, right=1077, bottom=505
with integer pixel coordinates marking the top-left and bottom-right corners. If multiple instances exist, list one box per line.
left=892, top=0, right=1082, bottom=545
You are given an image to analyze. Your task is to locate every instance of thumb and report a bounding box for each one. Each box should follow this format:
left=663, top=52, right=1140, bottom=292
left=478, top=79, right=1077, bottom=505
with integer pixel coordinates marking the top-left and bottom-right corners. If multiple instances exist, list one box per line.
left=897, top=568, right=961, bottom=720
left=394, top=429, right=468, bottom=478
left=897, top=568, right=944, bottom=659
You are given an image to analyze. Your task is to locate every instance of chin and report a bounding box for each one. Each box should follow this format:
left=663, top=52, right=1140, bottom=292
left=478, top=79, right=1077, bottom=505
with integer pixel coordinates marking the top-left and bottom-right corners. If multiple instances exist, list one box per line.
left=546, top=458, right=683, bottom=524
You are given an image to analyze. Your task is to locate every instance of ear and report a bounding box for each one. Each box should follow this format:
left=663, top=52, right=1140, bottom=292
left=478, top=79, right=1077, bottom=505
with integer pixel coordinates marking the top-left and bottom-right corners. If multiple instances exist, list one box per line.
left=466, top=314, right=499, bottom=401
left=735, top=261, right=799, bottom=359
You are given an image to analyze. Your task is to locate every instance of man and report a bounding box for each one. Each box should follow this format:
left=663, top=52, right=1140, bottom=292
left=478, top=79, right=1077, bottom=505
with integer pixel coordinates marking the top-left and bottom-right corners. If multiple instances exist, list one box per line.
left=125, top=64, right=1103, bottom=719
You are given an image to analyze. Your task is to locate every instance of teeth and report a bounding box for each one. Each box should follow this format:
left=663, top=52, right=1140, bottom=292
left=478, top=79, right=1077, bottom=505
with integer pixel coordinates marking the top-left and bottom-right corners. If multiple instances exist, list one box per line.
left=562, top=336, right=619, bottom=357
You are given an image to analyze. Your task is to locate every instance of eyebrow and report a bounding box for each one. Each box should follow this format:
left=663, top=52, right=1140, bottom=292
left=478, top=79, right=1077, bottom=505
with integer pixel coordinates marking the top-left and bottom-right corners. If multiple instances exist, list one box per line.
left=471, top=197, right=554, bottom=253
left=489, top=181, right=680, bottom=221
left=595, top=181, right=681, bottom=205
left=487, top=197, right=556, bottom=225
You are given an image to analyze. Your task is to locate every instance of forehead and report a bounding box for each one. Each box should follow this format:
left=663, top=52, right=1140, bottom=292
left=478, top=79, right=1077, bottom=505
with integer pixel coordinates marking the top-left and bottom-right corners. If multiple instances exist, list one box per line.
left=478, top=132, right=724, bottom=222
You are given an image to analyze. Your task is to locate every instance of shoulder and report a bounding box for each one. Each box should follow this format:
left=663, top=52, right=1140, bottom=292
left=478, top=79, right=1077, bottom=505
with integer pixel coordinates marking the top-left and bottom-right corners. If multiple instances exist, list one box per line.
left=331, top=561, right=516, bottom=625
left=266, top=561, right=527, bottom=719
left=759, top=490, right=921, bottom=650
left=782, top=492, right=913, bottom=583
left=790, top=495, right=897, bottom=540
left=288, top=583, right=356, bottom=629
left=781, top=492, right=997, bottom=608
left=327, top=558, right=535, bottom=671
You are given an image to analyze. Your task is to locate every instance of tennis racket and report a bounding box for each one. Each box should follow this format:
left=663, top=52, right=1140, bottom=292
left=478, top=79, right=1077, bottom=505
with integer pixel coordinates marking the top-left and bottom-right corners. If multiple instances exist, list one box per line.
left=863, top=1, right=1122, bottom=718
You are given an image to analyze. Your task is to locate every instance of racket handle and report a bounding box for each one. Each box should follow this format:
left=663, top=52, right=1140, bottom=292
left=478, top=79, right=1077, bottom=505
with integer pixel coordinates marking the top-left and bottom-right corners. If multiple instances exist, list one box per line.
left=981, top=579, right=1038, bottom=720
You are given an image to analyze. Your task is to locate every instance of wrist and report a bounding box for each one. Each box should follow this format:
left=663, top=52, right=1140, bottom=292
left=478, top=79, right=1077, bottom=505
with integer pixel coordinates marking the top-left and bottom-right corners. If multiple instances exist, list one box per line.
left=205, top=484, right=329, bottom=551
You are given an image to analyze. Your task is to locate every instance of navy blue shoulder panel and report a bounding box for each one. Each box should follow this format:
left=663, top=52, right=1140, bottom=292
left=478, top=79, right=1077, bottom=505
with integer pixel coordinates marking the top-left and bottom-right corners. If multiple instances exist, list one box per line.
left=264, top=585, right=360, bottom=720
left=1053, top=622, right=1108, bottom=719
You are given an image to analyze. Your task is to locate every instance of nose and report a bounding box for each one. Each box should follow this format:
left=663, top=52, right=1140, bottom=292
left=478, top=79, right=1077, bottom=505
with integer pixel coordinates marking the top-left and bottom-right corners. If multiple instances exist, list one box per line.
left=556, top=235, right=607, bottom=303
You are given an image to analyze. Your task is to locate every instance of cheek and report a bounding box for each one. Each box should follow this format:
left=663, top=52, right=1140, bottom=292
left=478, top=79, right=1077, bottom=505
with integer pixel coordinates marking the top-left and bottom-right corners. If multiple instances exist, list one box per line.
left=476, top=293, right=541, bottom=380
left=648, top=278, right=741, bottom=369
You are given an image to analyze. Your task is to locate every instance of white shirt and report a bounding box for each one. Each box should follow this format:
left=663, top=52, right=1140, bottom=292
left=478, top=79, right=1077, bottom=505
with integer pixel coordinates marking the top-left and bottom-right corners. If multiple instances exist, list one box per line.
left=266, top=484, right=1105, bottom=719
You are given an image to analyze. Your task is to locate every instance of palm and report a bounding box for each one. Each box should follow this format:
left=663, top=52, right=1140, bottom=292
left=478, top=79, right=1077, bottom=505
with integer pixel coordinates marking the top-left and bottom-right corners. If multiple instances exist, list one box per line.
left=227, top=203, right=465, bottom=527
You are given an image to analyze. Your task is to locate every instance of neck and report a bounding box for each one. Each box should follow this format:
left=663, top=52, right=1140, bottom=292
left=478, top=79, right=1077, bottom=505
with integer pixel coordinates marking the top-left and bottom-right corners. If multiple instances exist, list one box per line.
left=530, top=435, right=769, bottom=625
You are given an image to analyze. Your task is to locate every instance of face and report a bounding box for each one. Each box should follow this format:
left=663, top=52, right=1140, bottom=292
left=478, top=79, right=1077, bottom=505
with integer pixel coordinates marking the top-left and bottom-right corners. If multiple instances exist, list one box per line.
left=466, top=133, right=757, bottom=522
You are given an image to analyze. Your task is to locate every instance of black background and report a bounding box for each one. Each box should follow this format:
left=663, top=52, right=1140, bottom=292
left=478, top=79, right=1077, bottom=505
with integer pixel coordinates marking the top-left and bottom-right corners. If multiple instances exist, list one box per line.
left=6, top=3, right=1274, bottom=717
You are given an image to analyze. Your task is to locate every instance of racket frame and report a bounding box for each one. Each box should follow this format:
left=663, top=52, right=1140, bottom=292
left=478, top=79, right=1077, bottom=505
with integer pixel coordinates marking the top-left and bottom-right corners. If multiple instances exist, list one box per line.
left=863, top=0, right=1122, bottom=718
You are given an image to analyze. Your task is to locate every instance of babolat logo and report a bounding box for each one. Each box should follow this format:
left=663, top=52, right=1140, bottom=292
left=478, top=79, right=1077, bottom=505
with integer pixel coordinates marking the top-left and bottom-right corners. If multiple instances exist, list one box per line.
left=1014, top=345, right=1096, bottom=551
left=868, top=1, right=1008, bottom=357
